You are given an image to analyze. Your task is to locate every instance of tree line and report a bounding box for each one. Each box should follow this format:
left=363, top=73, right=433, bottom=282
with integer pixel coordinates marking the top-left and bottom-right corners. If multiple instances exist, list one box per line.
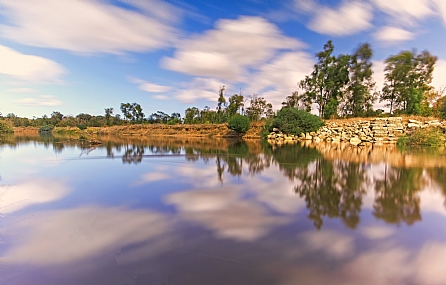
left=2, top=40, right=446, bottom=129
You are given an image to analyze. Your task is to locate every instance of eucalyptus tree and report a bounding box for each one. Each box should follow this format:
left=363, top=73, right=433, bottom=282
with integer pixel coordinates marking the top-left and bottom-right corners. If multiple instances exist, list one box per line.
left=299, top=40, right=350, bottom=119
left=381, top=50, right=437, bottom=114
left=343, top=43, right=376, bottom=117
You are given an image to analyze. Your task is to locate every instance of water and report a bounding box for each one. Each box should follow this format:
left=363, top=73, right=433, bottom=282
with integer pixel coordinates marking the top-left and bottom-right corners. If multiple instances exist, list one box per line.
left=2, top=133, right=446, bottom=285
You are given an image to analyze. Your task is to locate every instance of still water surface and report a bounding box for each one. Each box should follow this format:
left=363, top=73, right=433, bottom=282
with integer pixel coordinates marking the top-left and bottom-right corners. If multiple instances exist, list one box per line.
left=2, top=134, right=446, bottom=285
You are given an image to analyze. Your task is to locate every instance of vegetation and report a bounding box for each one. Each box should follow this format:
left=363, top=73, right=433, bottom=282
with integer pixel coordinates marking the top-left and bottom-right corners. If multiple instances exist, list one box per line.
left=38, top=124, right=55, bottom=133
left=2, top=40, right=445, bottom=137
left=397, top=128, right=444, bottom=147
left=0, top=120, right=14, bottom=134
left=227, top=115, right=251, bottom=133
left=270, top=108, right=324, bottom=136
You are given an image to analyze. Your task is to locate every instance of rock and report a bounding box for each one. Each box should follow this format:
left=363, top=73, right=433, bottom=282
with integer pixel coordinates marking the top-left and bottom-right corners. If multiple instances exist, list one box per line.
left=273, top=128, right=279, bottom=132
left=407, top=123, right=421, bottom=128
left=409, top=119, right=422, bottom=124
left=305, top=133, right=312, bottom=140
left=350, top=137, right=361, bottom=145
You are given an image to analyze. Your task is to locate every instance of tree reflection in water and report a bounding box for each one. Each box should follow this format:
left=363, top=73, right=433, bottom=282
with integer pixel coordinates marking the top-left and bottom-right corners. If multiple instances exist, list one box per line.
left=6, top=134, right=442, bottom=229
left=373, top=165, right=424, bottom=225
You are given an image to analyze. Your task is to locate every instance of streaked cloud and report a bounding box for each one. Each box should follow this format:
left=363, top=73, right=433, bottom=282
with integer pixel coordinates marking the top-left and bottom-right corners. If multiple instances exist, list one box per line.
left=360, top=226, right=395, bottom=239
left=374, top=26, right=415, bottom=43
left=0, top=45, right=66, bottom=82
left=2, top=206, right=172, bottom=265
left=6, top=88, right=35, bottom=93
left=164, top=188, right=290, bottom=241
left=175, top=77, right=227, bottom=103
left=161, top=16, right=304, bottom=80
left=1, top=0, right=180, bottom=54
left=14, top=95, right=62, bottom=107
left=128, top=77, right=172, bottom=93
left=307, top=2, right=373, bottom=36
left=373, top=0, right=434, bottom=26
left=0, top=180, right=69, bottom=214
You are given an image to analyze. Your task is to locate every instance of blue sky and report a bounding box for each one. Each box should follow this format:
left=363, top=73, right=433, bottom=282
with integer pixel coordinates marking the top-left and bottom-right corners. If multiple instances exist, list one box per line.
left=1, top=0, right=446, bottom=118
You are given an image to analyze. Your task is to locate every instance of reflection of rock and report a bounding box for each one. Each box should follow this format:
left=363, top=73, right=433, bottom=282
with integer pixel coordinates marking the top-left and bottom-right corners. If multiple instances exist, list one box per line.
left=164, top=188, right=290, bottom=241
left=0, top=180, right=69, bottom=214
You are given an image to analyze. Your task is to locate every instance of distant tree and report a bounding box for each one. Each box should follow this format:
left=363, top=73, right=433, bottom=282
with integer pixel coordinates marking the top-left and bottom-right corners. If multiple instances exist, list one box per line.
left=299, top=40, right=350, bottom=119
left=120, top=102, right=144, bottom=123
left=344, top=43, right=376, bottom=117
left=380, top=50, right=437, bottom=115
left=282, top=91, right=303, bottom=109
left=226, top=94, right=244, bottom=117
left=184, top=107, right=200, bottom=124
left=245, top=94, right=274, bottom=121
left=217, top=85, right=227, bottom=123
left=104, top=107, right=114, bottom=126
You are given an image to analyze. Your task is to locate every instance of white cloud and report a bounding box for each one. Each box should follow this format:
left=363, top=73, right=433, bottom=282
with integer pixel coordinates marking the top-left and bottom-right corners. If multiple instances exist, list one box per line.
left=0, top=180, right=69, bottom=214
left=432, top=59, right=446, bottom=90
left=153, top=95, right=169, bottom=100
left=128, top=77, right=172, bottom=93
left=161, top=16, right=303, bottom=80
left=1, top=0, right=179, bottom=54
left=14, top=95, right=62, bottom=107
left=247, top=51, right=314, bottom=108
left=374, top=0, right=434, bottom=25
left=3, top=206, right=172, bottom=265
left=0, top=45, right=66, bottom=82
left=300, top=230, right=355, bottom=259
left=176, top=77, right=227, bottom=103
left=374, top=26, right=415, bottom=43
left=360, top=226, right=395, bottom=239
left=164, top=188, right=290, bottom=241
left=6, top=88, right=34, bottom=93
left=435, top=0, right=446, bottom=26
left=307, top=2, right=373, bottom=36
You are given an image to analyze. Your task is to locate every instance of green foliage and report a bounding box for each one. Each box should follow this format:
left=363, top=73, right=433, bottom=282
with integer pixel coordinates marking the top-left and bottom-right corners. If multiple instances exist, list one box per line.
left=0, top=120, right=14, bottom=134
left=398, top=128, right=444, bottom=147
left=343, top=43, right=376, bottom=117
left=271, top=108, right=324, bottom=136
left=299, top=40, right=350, bottom=118
left=38, top=124, right=55, bottom=133
left=120, top=102, right=145, bottom=123
left=227, top=115, right=251, bottom=133
left=381, top=50, right=437, bottom=115
left=245, top=94, right=274, bottom=121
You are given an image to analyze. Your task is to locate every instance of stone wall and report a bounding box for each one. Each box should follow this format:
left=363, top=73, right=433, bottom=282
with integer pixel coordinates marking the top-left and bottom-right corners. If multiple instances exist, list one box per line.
left=267, top=117, right=445, bottom=145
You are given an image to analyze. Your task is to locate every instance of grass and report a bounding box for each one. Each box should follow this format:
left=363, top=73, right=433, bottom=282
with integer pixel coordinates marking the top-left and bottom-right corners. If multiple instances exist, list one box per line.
left=397, top=127, right=445, bottom=147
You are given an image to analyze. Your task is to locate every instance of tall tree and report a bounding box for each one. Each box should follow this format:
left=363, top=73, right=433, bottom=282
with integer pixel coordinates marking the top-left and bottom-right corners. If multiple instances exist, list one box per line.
left=226, top=94, right=244, bottom=117
left=245, top=94, right=273, bottom=121
left=104, top=107, right=113, bottom=126
left=344, top=43, right=376, bottom=117
left=282, top=91, right=305, bottom=109
left=299, top=40, right=350, bottom=119
left=380, top=50, right=437, bottom=114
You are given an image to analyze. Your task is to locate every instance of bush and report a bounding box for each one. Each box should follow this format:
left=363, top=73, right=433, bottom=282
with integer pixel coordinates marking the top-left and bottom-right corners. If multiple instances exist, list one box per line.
left=0, top=120, right=14, bottom=134
left=398, top=127, right=444, bottom=147
left=228, top=115, right=250, bottom=133
left=38, top=124, right=55, bottom=133
left=270, top=108, right=324, bottom=136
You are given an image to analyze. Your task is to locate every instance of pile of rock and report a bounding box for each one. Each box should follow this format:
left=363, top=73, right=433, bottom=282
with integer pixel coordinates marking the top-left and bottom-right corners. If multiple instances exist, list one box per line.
left=267, top=117, right=445, bottom=145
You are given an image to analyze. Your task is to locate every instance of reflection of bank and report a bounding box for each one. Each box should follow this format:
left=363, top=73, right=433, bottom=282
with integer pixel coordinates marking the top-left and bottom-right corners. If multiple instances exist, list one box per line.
left=362, top=162, right=371, bottom=170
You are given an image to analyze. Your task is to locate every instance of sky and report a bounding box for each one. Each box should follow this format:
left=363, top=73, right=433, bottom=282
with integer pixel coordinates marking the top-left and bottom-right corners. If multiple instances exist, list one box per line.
left=1, top=0, right=446, bottom=119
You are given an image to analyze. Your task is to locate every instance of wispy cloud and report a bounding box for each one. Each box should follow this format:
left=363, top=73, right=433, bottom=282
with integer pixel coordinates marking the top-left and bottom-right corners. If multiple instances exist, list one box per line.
left=128, top=77, right=172, bottom=93
left=373, top=26, right=415, bottom=44
left=0, top=45, right=66, bottom=82
left=306, top=2, right=373, bottom=36
left=1, top=0, right=181, bottom=54
left=6, top=88, right=35, bottom=93
left=161, top=16, right=304, bottom=80
left=14, top=95, right=62, bottom=107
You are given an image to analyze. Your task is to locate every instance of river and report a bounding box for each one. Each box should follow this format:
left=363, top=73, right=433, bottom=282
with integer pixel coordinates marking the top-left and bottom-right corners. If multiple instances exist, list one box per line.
left=1, top=133, right=446, bottom=285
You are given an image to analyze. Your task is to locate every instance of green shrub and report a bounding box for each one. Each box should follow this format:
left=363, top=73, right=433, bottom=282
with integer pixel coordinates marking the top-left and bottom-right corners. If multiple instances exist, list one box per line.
left=270, top=108, right=324, bottom=136
left=228, top=115, right=251, bottom=133
left=398, top=127, right=444, bottom=147
left=0, top=120, right=14, bottom=134
left=38, top=124, right=55, bottom=133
